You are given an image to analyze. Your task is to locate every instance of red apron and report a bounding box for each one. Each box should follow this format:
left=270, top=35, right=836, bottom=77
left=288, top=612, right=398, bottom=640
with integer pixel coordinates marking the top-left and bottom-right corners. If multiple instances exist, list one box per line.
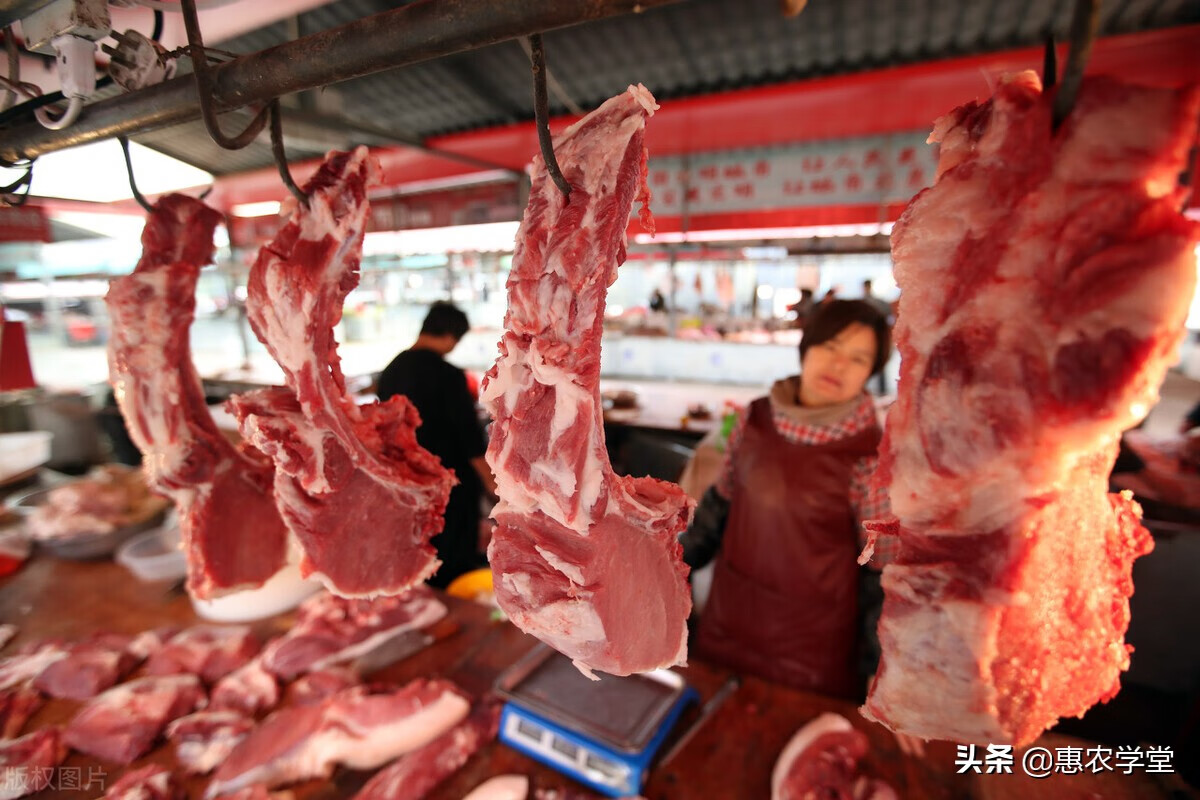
left=693, top=397, right=880, bottom=698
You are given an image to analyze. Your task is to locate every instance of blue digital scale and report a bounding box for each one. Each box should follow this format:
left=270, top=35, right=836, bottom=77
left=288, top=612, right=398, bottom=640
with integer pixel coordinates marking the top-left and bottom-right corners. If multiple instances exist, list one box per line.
left=495, top=645, right=698, bottom=797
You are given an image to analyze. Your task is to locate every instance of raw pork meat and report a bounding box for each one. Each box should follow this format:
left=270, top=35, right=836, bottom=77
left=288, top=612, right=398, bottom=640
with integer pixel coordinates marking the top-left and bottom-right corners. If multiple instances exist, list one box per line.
left=0, top=625, right=15, bottom=651
left=167, top=711, right=255, bottom=775
left=211, top=660, right=279, bottom=716
left=481, top=85, right=692, bottom=676
left=127, top=627, right=179, bottom=661
left=102, top=765, right=185, bottom=800
left=24, top=465, right=165, bottom=542
left=463, top=775, right=530, bottom=800
left=63, top=674, right=206, bottom=764
left=146, top=625, right=260, bottom=684
left=106, top=194, right=289, bottom=597
left=0, top=686, right=42, bottom=738
left=352, top=702, right=500, bottom=800
left=863, top=73, right=1200, bottom=745
left=207, top=679, right=469, bottom=797
left=33, top=635, right=137, bottom=700
left=0, top=729, right=65, bottom=800
left=771, top=714, right=895, bottom=800
left=258, top=587, right=446, bottom=680
left=228, top=148, right=454, bottom=597
left=283, top=667, right=359, bottom=706
left=0, top=642, right=67, bottom=691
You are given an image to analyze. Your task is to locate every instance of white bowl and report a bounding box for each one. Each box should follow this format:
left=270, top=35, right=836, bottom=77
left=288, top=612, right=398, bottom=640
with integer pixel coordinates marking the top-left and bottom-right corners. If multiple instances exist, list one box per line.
left=116, top=525, right=188, bottom=583
left=0, top=431, right=52, bottom=485
left=189, top=562, right=322, bottom=622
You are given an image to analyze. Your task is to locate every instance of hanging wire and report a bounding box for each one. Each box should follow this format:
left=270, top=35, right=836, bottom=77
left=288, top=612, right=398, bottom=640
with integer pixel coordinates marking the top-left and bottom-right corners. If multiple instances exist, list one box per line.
left=2, top=26, right=19, bottom=112
left=118, top=136, right=155, bottom=213
left=528, top=34, right=571, bottom=200
left=269, top=99, right=308, bottom=207
left=1051, top=0, right=1100, bottom=131
left=180, top=0, right=269, bottom=150
left=1042, top=34, right=1057, bottom=90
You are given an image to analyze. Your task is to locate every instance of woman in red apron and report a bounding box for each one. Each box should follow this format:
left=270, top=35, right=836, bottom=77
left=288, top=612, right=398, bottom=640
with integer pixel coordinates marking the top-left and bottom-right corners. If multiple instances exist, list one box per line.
left=682, top=299, right=894, bottom=699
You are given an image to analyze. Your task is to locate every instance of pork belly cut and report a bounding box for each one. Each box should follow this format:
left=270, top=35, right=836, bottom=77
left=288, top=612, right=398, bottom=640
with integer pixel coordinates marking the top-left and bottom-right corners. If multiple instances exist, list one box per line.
left=63, top=674, right=206, bottom=764
left=864, top=72, right=1200, bottom=746
left=0, top=686, right=42, bottom=739
left=145, top=625, right=261, bottom=685
left=352, top=702, right=500, bottom=800
left=166, top=711, right=256, bottom=775
left=258, top=586, right=446, bottom=680
left=482, top=85, right=693, bottom=676
left=102, top=765, right=185, bottom=800
left=207, top=679, right=469, bottom=797
left=228, top=148, right=454, bottom=597
left=0, top=729, right=66, bottom=800
left=105, top=194, right=289, bottom=598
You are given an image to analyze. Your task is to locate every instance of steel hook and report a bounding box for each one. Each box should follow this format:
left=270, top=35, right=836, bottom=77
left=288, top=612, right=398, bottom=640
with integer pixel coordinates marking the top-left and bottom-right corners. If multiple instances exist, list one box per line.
left=269, top=99, right=308, bottom=207
left=180, top=0, right=269, bottom=150
left=1051, top=0, right=1100, bottom=131
left=528, top=34, right=571, bottom=200
left=118, top=136, right=154, bottom=213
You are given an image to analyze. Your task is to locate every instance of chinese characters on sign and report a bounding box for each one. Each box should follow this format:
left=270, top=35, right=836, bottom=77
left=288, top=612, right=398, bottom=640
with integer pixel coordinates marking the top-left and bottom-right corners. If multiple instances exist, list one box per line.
left=643, top=131, right=937, bottom=217
left=954, top=743, right=1174, bottom=777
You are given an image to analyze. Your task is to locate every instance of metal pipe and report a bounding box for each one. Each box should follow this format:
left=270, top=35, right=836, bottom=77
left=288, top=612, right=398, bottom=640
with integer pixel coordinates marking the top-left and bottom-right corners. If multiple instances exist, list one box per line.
left=0, top=0, right=684, bottom=165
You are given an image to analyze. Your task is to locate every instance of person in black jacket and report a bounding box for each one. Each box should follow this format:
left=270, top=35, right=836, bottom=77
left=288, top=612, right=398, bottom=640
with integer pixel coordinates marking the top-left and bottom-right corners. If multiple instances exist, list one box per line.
left=377, top=302, right=496, bottom=589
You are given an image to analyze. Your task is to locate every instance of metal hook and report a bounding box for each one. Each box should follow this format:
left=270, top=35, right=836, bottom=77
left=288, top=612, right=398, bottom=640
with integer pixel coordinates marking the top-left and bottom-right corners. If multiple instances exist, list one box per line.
left=269, top=99, right=308, bottom=207
left=118, top=135, right=154, bottom=213
left=0, top=159, right=32, bottom=207
left=1042, top=34, right=1057, bottom=90
left=1051, top=0, right=1099, bottom=131
left=180, top=0, right=269, bottom=150
left=528, top=34, right=570, bottom=200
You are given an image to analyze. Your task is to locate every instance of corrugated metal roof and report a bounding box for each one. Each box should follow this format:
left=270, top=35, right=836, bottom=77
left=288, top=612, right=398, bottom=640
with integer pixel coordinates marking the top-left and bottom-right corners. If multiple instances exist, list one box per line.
left=126, top=0, right=1199, bottom=176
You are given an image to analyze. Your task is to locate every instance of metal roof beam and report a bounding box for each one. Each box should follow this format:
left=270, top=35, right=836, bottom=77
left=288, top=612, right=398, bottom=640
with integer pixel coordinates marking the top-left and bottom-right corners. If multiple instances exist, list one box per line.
left=0, top=0, right=685, bottom=165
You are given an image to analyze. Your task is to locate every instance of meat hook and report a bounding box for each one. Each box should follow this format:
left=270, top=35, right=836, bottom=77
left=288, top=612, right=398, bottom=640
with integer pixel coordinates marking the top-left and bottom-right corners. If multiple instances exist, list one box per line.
left=269, top=99, right=309, bottom=207
left=180, top=0, right=269, bottom=150
left=528, top=33, right=571, bottom=200
left=1051, top=0, right=1100, bottom=131
left=1042, top=34, right=1057, bottom=90
left=0, top=159, right=32, bottom=207
left=118, top=135, right=154, bottom=213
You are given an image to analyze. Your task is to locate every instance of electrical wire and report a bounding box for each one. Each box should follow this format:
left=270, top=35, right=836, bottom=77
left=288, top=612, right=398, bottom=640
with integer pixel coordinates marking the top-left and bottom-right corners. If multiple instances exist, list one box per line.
left=1, top=26, right=18, bottom=112
left=133, top=0, right=243, bottom=11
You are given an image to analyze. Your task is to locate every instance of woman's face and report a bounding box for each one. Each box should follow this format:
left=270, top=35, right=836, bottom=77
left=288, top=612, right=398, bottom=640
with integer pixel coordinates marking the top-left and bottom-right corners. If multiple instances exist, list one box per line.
left=799, top=322, right=877, bottom=407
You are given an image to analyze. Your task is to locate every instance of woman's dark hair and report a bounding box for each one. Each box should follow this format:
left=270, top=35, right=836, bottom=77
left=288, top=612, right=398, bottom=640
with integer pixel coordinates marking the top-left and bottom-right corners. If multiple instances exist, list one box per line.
left=799, top=299, right=892, bottom=376
left=420, top=301, right=470, bottom=340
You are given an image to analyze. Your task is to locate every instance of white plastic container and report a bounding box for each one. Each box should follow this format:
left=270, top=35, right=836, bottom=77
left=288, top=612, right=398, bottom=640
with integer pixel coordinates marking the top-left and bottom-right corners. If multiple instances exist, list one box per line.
left=0, top=431, right=53, bottom=485
left=116, top=525, right=188, bottom=583
left=189, top=562, right=322, bottom=623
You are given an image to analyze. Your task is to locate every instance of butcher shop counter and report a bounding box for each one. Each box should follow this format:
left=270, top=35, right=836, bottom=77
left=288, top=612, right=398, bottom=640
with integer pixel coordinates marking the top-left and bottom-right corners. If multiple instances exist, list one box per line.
left=1, top=556, right=1192, bottom=800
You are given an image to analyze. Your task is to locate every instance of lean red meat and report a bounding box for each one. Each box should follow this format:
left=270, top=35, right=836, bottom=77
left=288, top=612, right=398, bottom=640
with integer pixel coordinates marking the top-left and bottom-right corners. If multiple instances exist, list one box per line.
left=863, top=72, right=1200, bottom=745
left=63, top=674, right=206, bottom=764
left=258, top=587, right=446, bottom=680
left=771, top=714, right=895, bottom=800
left=481, top=85, right=692, bottom=677
left=0, top=686, right=42, bottom=738
left=211, top=659, right=279, bottom=716
left=0, top=729, right=66, bottom=800
left=145, top=625, right=260, bottom=685
left=351, top=702, right=500, bottom=800
left=32, top=635, right=137, bottom=700
left=105, top=194, right=289, bottom=597
left=228, top=148, right=454, bottom=597
left=102, top=765, right=185, bottom=800
left=207, top=679, right=469, bottom=797
left=166, top=711, right=255, bottom=775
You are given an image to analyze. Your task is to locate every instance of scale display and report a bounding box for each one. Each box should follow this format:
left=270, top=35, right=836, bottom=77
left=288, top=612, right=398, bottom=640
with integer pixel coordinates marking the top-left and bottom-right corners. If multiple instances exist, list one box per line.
left=496, top=645, right=698, bottom=797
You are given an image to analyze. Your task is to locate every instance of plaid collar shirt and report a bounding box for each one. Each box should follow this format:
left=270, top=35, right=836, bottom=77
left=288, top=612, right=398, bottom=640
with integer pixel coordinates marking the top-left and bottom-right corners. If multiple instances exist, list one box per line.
left=715, top=391, right=898, bottom=570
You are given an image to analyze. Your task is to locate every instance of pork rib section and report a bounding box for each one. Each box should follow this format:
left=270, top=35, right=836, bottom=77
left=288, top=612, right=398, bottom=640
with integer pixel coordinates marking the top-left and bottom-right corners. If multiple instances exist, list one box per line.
left=229, top=148, right=454, bottom=597
left=863, top=73, right=1200, bottom=746
left=105, top=194, right=289, bottom=597
left=482, top=85, right=693, bottom=676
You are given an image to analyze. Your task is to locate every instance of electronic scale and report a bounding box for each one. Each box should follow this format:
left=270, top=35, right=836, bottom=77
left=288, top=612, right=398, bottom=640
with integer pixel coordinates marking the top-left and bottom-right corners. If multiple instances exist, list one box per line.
left=495, top=644, right=699, bottom=797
